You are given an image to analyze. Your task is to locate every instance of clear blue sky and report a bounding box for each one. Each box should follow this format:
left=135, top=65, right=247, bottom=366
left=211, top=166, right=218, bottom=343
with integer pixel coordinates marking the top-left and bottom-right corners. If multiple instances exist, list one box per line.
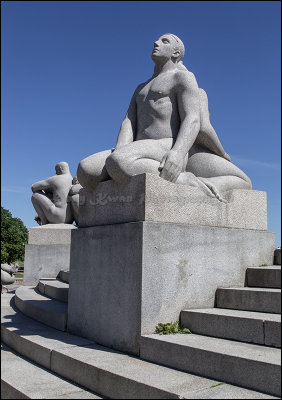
left=1, top=1, right=281, bottom=245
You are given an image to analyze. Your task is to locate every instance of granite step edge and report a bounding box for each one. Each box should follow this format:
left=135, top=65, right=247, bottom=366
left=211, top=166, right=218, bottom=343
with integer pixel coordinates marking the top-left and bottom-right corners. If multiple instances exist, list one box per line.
left=180, top=308, right=281, bottom=347
left=15, top=286, right=68, bottom=331
left=140, top=334, right=281, bottom=397
left=1, top=343, right=104, bottom=399
left=38, top=279, right=69, bottom=303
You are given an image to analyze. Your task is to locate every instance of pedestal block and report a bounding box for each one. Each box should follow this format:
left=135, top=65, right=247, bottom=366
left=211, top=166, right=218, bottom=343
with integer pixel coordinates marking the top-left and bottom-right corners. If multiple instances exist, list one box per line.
left=67, top=174, right=275, bottom=355
left=78, top=173, right=267, bottom=230
left=23, top=224, right=77, bottom=285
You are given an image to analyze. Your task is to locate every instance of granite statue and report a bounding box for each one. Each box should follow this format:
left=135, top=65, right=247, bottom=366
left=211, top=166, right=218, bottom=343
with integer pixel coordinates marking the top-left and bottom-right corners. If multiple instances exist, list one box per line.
left=1, top=264, right=16, bottom=293
left=31, top=162, right=73, bottom=225
left=77, top=33, right=252, bottom=201
left=68, top=176, right=82, bottom=225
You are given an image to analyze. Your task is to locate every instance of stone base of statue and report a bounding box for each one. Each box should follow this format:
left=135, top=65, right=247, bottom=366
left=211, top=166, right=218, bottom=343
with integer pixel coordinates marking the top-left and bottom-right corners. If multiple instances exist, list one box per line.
left=78, top=173, right=267, bottom=230
left=23, top=224, right=77, bottom=285
left=67, top=174, right=275, bottom=355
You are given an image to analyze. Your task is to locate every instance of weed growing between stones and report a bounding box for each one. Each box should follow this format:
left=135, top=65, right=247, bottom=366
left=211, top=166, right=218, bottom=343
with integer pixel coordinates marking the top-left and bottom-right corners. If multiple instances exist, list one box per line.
left=210, top=382, right=226, bottom=389
left=154, top=321, right=191, bottom=335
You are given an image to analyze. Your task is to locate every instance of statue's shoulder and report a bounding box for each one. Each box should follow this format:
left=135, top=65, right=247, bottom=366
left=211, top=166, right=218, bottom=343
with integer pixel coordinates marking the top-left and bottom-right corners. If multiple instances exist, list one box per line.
left=174, top=68, right=198, bottom=88
left=136, top=78, right=151, bottom=91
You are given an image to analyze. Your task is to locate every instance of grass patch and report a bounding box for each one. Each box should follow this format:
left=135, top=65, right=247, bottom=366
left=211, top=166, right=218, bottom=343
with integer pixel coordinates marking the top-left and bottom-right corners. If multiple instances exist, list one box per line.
left=259, top=264, right=268, bottom=267
left=14, top=273, right=23, bottom=278
left=210, top=382, right=226, bottom=389
left=154, top=321, right=191, bottom=335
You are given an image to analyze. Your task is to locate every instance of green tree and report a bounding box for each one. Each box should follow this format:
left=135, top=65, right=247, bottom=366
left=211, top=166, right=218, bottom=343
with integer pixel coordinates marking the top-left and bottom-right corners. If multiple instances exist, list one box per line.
left=1, top=207, right=28, bottom=264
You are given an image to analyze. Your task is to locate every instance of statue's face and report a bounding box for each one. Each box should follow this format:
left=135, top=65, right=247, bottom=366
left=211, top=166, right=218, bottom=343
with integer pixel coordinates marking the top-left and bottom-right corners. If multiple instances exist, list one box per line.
left=72, top=176, right=79, bottom=185
left=152, top=34, right=179, bottom=62
left=55, top=165, right=63, bottom=175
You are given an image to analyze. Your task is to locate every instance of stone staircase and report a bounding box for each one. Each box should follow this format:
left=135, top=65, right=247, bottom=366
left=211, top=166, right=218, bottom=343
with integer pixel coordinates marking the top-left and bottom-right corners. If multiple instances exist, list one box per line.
left=1, top=264, right=281, bottom=398
left=140, top=266, right=281, bottom=397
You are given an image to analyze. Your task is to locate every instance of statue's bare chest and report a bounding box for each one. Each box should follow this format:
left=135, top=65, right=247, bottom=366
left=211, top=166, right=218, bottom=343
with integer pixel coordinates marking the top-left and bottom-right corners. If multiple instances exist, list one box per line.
left=137, top=74, right=176, bottom=104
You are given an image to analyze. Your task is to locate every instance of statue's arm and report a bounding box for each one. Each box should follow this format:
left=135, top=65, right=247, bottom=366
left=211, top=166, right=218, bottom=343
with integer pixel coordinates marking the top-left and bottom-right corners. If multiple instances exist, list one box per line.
left=115, top=85, right=141, bottom=149
left=173, top=72, right=201, bottom=156
left=69, top=184, right=82, bottom=195
left=159, top=72, right=200, bottom=183
left=197, top=89, right=230, bottom=161
left=31, top=178, right=53, bottom=193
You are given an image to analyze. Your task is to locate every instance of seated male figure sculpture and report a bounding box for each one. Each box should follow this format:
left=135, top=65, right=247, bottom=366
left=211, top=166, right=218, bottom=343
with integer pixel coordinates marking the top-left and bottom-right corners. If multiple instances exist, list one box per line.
left=31, top=161, right=73, bottom=225
left=77, top=34, right=251, bottom=200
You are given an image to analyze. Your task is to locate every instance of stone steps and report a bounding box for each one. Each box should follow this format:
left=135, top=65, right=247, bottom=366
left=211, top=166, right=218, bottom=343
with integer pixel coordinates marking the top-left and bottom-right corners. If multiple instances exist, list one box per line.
left=38, top=279, right=69, bottom=303
left=215, top=287, right=281, bottom=313
left=1, top=343, right=103, bottom=399
left=59, top=269, right=70, bottom=283
left=140, top=333, right=281, bottom=397
left=140, top=262, right=281, bottom=396
left=1, top=295, right=277, bottom=399
left=181, top=308, right=281, bottom=347
left=15, top=286, right=68, bottom=331
left=246, top=266, right=281, bottom=288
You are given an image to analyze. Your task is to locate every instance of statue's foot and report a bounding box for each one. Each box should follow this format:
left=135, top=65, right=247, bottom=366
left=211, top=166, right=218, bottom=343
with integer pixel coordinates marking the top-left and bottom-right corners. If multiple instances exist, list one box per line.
left=177, top=173, right=226, bottom=203
left=198, top=177, right=227, bottom=203
left=34, top=216, right=42, bottom=225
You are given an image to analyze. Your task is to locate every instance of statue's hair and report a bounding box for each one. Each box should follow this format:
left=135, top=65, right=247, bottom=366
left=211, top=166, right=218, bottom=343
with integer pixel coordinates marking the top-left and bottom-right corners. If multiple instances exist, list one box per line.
left=162, top=33, right=185, bottom=62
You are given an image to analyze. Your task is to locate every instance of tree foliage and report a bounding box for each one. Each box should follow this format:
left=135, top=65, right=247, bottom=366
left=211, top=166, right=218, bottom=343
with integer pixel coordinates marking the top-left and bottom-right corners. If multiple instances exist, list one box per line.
left=1, top=207, right=28, bottom=264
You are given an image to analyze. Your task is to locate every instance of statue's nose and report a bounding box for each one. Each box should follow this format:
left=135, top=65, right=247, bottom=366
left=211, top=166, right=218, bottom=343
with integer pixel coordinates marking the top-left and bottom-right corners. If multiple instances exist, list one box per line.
left=154, top=41, right=159, bottom=48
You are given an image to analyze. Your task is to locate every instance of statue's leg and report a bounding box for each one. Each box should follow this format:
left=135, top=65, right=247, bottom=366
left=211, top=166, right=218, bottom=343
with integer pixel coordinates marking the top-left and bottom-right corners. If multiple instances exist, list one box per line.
left=31, top=193, right=50, bottom=224
left=186, top=151, right=252, bottom=192
left=32, top=193, right=69, bottom=224
left=105, top=139, right=173, bottom=185
left=77, top=149, right=112, bottom=192
left=70, top=194, right=79, bottom=225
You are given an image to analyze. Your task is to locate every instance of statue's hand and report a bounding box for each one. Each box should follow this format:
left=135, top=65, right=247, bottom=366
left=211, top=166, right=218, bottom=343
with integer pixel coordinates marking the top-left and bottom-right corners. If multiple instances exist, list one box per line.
left=159, top=150, right=185, bottom=183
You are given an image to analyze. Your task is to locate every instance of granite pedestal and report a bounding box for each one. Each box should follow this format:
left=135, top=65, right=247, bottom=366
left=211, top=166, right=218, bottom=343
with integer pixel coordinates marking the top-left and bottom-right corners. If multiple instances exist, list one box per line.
left=78, top=173, right=267, bottom=230
left=23, top=224, right=77, bottom=285
left=67, top=174, right=275, bottom=355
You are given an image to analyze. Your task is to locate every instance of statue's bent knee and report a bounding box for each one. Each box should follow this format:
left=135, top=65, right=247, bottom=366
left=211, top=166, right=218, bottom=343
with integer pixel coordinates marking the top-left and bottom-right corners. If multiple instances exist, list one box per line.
left=77, top=160, right=88, bottom=189
left=245, top=177, right=252, bottom=190
left=105, top=152, right=129, bottom=185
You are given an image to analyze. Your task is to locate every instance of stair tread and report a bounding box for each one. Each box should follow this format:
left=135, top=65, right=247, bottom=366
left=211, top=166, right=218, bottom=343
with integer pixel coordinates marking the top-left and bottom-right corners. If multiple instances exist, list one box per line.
left=141, top=334, right=281, bottom=365
left=218, top=287, right=281, bottom=292
left=247, top=266, right=281, bottom=270
left=16, top=286, right=68, bottom=314
left=40, top=279, right=69, bottom=289
left=1, top=294, right=277, bottom=399
left=1, top=343, right=103, bottom=399
left=182, top=308, right=281, bottom=322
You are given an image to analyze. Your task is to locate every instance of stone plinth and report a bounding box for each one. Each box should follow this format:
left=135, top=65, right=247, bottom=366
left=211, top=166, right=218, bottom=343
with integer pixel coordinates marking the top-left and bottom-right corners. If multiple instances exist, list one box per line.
left=23, top=224, right=77, bottom=285
left=67, top=222, right=275, bottom=355
left=78, top=173, right=267, bottom=230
